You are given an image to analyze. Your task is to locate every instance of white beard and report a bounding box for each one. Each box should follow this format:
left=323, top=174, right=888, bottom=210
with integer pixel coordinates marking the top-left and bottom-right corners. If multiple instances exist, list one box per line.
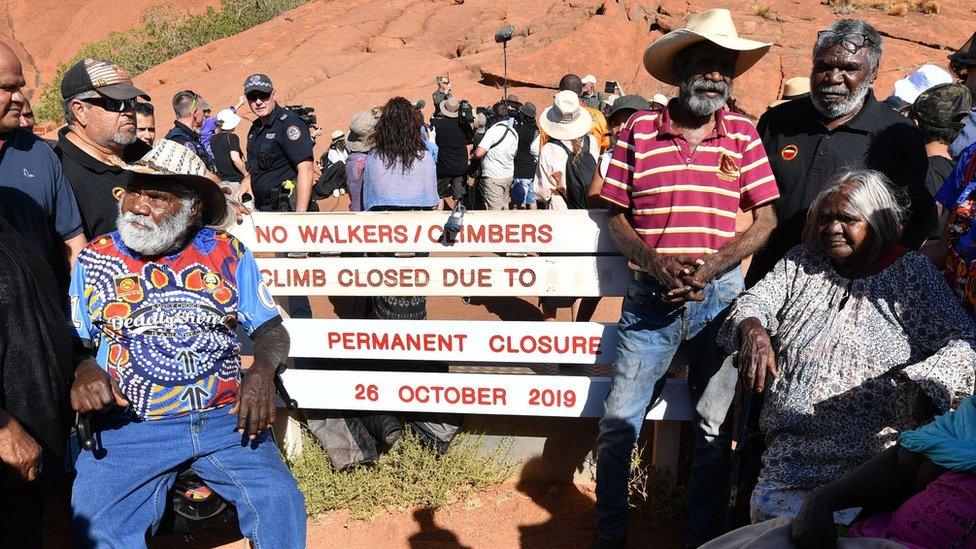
left=811, top=78, right=872, bottom=120
left=117, top=198, right=197, bottom=256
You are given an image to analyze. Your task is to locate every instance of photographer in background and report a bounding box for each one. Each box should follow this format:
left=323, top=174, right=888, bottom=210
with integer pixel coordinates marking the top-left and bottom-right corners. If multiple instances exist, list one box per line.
left=581, top=74, right=604, bottom=109
left=432, top=75, right=453, bottom=117
left=470, top=102, right=518, bottom=210
left=512, top=102, right=540, bottom=210
left=431, top=97, right=473, bottom=204
left=238, top=73, right=316, bottom=212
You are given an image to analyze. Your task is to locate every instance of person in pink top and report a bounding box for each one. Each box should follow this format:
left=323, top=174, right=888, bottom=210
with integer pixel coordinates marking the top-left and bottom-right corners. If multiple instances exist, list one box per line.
left=593, top=9, right=780, bottom=548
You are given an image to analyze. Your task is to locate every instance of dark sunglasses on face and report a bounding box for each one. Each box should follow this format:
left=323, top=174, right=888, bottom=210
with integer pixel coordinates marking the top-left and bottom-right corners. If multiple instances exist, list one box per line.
left=80, top=97, right=138, bottom=112
left=246, top=91, right=271, bottom=102
left=816, top=31, right=875, bottom=54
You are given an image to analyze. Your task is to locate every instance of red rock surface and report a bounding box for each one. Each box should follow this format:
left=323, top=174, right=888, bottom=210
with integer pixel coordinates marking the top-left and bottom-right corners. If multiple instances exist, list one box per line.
left=3, top=0, right=973, bottom=156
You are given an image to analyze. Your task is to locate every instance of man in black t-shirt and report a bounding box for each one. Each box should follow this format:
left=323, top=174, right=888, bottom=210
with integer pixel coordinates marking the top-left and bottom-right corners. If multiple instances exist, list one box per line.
left=55, top=58, right=152, bottom=239
left=430, top=97, right=472, bottom=202
left=210, top=108, right=246, bottom=187
left=909, top=83, right=973, bottom=246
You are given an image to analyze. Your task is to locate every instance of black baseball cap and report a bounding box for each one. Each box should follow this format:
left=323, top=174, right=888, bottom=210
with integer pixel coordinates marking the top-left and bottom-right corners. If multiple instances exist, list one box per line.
left=60, top=58, right=150, bottom=101
left=244, top=73, right=274, bottom=94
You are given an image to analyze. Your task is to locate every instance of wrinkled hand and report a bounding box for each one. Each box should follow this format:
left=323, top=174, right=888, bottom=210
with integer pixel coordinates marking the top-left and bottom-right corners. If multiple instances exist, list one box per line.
left=636, top=253, right=702, bottom=302
left=672, top=259, right=719, bottom=302
left=791, top=487, right=838, bottom=549
left=231, top=361, right=277, bottom=440
left=737, top=317, right=778, bottom=393
left=0, top=412, right=42, bottom=483
left=234, top=179, right=253, bottom=205
left=71, top=360, right=129, bottom=413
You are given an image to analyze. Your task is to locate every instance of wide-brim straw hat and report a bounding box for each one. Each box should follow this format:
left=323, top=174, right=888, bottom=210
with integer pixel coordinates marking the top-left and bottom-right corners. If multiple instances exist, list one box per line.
left=643, top=9, right=772, bottom=86
left=440, top=97, right=460, bottom=118
left=770, top=76, right=811, bottom=108
left=123, top=139, right=228, bottom=227
left=539, top=90, right=593, bottom=141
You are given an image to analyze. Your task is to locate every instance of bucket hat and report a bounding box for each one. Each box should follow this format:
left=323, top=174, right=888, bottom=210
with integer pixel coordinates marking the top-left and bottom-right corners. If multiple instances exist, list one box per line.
left=540, top=91, right=593, bottom=141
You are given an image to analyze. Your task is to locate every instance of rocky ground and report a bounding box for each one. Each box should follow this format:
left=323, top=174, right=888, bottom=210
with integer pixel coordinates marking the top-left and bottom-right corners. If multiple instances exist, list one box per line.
left=6, top=0, right=975, bottom=157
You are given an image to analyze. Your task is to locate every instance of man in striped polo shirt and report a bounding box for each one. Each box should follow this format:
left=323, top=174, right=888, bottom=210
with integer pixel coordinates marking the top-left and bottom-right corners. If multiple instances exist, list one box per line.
left=593, top=9, right=780, bottom=548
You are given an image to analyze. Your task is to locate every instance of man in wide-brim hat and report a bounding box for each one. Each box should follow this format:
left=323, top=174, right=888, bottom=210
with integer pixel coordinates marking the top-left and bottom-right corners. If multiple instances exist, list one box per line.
left=68, top=139, right=307, bottom=547
left=594, top=8, right=780, bottom=548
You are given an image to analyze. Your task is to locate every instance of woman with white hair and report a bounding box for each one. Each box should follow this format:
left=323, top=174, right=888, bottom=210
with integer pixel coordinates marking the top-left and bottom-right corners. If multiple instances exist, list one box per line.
left=719, top=169, right=976, bottom=524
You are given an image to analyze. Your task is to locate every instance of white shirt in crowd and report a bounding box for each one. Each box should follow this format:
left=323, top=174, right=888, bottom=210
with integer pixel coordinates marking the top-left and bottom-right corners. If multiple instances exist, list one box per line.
left=327, top=148, right=348, bottom=165
left=479, top=121, right=519, bottom=180
left=533, top=135, right=600, bottom=209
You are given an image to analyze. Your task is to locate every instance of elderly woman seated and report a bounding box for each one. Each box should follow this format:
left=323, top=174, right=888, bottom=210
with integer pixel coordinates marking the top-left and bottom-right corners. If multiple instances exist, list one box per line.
left=703, top=395, right=976, bottom=548
left=718, top=169, right=976, bottom=524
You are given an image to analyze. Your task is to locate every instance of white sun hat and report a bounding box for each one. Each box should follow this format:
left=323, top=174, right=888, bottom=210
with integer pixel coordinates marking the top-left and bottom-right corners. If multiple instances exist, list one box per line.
left=216, top=109, right=241, bottom=131
left=643, top=8, right=772, bottom=85
left=539, top=90, right=593, bottom=141
left=893, top=64, right=954, bottom=105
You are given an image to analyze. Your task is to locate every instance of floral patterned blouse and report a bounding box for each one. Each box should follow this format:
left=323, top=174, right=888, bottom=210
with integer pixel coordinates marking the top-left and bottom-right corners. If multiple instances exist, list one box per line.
left=719, top=246, right=976, bottom=491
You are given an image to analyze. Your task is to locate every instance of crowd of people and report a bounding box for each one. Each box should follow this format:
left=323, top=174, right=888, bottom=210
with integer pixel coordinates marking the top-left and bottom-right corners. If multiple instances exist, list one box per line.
left=1, top=5, right=976, bottom=548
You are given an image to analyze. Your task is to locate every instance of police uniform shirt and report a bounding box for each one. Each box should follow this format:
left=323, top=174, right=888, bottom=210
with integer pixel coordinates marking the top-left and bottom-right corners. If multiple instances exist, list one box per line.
left=748, top=90, right=931, bottom=285
left=246, top=105, right=314, bottom=203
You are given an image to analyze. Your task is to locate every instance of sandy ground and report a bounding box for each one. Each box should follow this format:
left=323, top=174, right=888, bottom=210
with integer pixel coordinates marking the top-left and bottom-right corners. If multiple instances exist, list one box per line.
left=43, top=482, right=683, bottom=549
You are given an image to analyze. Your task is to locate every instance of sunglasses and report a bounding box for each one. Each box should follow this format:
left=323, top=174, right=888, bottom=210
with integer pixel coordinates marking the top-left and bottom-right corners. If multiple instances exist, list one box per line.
left=246, top=91, right=272, bottom=102
left=816, top=31, right=875, bottom=54
left=80, top=97, right=138, bottom=113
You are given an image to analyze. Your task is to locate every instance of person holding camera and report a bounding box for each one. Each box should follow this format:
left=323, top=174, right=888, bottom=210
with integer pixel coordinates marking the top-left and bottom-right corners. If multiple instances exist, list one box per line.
left=431, top=97, right=473, bottom=203
left=237, top=73, right=316, bottom=212
left=470, top=102, right=519, bottom=210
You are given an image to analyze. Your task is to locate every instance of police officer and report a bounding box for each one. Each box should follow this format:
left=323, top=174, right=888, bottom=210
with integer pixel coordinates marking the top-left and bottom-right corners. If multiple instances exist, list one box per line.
left=238, top=74, right=316, bottom=212
left=164, top=90, right=217, bottom=172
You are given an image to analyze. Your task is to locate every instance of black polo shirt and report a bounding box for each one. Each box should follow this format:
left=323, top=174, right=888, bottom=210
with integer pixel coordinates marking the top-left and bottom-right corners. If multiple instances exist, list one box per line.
left=748, top=91, right=931, bottom=285
left=245, top=104, right=314, bottom=209
left=55, top=128, right=151, bottom=240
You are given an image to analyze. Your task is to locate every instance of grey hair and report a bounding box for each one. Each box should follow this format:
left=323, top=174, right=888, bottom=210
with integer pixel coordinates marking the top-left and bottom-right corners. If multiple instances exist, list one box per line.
left=62, top=90, right=99, bottom=124
left=172, top=90, right=199, bottom=118
left=803, top=169, right=906, bottom=264
left=815, top=19, right=884, bottom=70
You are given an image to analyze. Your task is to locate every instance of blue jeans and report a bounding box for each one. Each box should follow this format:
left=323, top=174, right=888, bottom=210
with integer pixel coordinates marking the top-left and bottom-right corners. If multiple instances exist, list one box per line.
left=71, top=406, right=306, bottom=548
left=595, top=267, right=743, bottom=546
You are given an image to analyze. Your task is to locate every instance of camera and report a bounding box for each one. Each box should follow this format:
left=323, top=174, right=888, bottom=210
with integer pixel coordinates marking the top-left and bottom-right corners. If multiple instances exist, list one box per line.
left=284, top=104, right=317, bottom=127
left=458, top=99, right=474, bottom=125
left=604, top=81, right=619, bottom=95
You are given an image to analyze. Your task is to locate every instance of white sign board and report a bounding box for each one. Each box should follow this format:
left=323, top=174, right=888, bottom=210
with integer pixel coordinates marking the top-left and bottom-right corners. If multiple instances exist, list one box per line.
left=285, top=318, right=619, bottom=364
left=258, top=255, right=631, bottom=296
left=231, top=210, right=617, bottom=253
left=280, top=369, right=693, bottom=420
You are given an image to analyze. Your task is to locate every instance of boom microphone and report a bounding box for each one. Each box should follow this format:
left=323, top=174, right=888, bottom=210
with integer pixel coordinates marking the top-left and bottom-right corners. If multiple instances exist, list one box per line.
left=494, top=25, right=516, bottom=43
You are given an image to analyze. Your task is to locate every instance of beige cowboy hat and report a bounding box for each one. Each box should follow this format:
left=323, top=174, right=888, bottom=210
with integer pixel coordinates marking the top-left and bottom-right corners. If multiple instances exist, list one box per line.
left=539, top=90, right=593, bottom=141
left=123, top=139, right=229, bottom=227
left=769, top=76, right=811, bottom=108
left=643, top=9, right=772, bottom=86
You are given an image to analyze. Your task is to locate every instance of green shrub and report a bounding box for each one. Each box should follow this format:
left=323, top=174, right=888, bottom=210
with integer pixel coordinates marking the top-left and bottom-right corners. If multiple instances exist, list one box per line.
left=34, top=0, right=307, bottom=123
left=288, top=428, right=516, bottom=520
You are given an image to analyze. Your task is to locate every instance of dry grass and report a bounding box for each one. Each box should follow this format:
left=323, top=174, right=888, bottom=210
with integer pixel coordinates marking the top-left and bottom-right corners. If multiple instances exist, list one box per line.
left=288, top=428, right=516, bottom=520
left=825, top=0, right=941, bottom=15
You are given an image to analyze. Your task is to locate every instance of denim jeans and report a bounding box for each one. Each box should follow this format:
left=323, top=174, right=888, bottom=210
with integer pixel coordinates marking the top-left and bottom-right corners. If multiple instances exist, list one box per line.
left=72, top=406, right=306, bottom=548
left=595, top=267, right=743, bottom=546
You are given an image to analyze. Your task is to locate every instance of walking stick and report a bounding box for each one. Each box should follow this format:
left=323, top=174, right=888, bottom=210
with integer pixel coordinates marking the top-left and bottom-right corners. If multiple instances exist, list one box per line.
left=723, top=380, right=755, bottom=533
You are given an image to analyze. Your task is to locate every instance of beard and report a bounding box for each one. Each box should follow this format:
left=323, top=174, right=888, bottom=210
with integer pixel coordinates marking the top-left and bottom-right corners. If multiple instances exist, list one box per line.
left=111, top=127, right=137, bottom=147
left=811, top=77, right=871, bottom=119
left=117, top=198, right=198, bottom=256
left=678, top=75, right=731, bottom=117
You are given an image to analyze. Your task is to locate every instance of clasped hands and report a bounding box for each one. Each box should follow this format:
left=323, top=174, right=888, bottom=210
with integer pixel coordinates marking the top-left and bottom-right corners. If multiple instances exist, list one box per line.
left=641, top=254, right=714, bottom=303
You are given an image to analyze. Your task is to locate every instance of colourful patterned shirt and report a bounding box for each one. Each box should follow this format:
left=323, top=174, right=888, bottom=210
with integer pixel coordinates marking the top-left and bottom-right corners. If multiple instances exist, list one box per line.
left=600, top=106, right=779, bottom=262
left=69, top=228, right=281, bottom=419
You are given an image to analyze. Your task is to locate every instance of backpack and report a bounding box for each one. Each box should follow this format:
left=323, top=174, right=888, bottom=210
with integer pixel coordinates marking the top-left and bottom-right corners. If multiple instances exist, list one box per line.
left=548, top=134, right=596, bottom=210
